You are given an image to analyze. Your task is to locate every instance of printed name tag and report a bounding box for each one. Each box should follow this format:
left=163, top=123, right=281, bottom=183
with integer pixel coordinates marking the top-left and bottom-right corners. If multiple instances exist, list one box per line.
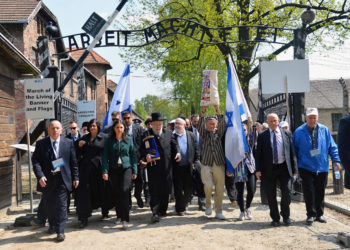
left=310, top=149, right=321, bottom=157
left=52, top=158, right=65, bottom=169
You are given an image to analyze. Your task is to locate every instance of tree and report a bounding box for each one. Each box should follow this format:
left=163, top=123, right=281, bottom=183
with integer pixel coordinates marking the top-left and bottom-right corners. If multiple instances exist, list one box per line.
left=134, top=100, right=148, bottom=120
left=137, top=94, right=179, bottom=121
left=122, top=0, right=349, bottom=113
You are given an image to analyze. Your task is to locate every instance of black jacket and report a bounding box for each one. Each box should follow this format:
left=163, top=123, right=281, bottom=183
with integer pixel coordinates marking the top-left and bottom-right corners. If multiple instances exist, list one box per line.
left=173, top=131, right=200, bottom=175
left=32, top=136, right=79, bottom=193
left=338, top=115, right=350, bottom=189
left=255, top=129, right=297, bottom=178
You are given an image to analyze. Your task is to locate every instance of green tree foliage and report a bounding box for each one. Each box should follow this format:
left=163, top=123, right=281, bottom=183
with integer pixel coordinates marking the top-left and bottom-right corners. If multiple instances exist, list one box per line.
left=136, top=94, right=179, bottom=121
left=122, top=0, right=349, bottom=114
left=134, top=100, right=148, bottom=120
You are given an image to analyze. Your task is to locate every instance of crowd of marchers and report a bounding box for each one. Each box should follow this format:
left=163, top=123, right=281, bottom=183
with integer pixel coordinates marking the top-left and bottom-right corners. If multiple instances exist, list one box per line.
left=30, top=105, right=350, bottom=243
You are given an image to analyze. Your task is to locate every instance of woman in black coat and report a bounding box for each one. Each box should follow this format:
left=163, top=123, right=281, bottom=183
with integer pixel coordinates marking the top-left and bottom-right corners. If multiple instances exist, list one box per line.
left=76, top=119, right=113, bottom=228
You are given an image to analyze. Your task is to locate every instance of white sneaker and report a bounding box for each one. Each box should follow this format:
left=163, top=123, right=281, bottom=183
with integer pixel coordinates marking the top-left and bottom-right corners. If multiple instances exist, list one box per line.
left=238, top=212, right=245, bottom=221
left=245, top=208, right=253, bottom=220
left=215, top=213, right=226, bottom=220
left=205, top=208, right=212, bottom=216
left=114, top=218, right=121, bottom=225
left=121, top=221, right=128, bottom=229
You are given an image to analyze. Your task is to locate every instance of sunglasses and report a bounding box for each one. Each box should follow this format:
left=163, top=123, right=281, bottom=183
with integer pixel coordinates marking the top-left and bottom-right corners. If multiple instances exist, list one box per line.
left=112, top=118, right=119, bottom=121
left=69, top=127, right=77, bottom=130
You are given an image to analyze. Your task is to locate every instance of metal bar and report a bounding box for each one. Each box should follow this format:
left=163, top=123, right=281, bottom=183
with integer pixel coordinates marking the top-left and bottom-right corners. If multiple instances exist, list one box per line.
left=54, top=0, right=128, bottom=98
left=26, top=120, right=33, bottom=213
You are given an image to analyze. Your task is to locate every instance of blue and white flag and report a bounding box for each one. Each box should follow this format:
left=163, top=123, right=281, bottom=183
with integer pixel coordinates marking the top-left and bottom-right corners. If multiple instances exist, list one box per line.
left=225, top=57, right=251, bottom=174
left=102, top=63, right=132, bottom=130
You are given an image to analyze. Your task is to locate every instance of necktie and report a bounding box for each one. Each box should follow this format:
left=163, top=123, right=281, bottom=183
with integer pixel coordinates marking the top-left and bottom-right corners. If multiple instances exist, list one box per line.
left=52, top=141, right=58, bottom=159
left=273, top=130, right=278, bottom=164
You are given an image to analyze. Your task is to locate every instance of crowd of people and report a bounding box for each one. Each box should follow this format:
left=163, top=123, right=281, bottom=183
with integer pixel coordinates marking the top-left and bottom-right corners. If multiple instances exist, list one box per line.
left=30, top=105, right=349, bottom=242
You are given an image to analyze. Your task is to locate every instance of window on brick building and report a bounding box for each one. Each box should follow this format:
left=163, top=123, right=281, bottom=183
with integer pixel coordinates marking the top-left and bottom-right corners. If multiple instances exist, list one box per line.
left=332, top=113, right=342, bottom=132
left=70, top=80, right=74, bottom=97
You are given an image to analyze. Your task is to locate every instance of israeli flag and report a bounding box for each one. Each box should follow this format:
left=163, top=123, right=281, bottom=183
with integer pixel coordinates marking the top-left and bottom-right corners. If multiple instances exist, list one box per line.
left=102, top=63, right=132, bottom=130
left=225, top=57, right=251, bottom=174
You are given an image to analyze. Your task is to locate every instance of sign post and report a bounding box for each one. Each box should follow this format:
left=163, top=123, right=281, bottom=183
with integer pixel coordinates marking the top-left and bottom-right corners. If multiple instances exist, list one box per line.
left=24, top=78, right=55, bottom=213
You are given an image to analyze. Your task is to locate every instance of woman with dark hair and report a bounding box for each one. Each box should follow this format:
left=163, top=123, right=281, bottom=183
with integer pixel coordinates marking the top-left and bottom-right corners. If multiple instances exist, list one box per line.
left=102, top=119, right=137, bottom=229
left=76, top=119, right=112, bottom=228
left=234, top=123, right=257, bottom=221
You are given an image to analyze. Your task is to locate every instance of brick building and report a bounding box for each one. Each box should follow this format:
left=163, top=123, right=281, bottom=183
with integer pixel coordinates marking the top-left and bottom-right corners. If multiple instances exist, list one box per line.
left=70, top=50, right=112, bottom=123
left=0, top=32, right=40, bottom=209
left=0, top=0, right=65, bottom=141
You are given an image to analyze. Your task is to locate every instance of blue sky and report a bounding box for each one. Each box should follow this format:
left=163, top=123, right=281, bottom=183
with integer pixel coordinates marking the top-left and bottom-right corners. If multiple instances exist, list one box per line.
left=43, top=0, right=350, bottom=99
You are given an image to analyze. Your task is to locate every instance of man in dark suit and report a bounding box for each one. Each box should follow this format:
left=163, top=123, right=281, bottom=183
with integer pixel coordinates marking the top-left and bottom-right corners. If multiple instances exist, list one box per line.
left=65, top=121, right=81, bottom=142
left=122, top=110, right=148, bottom=207
left=255, top=113, right=297, bottom=227
left=103, top=111, right=121, bottom=134
left=187, top=114, right=206, bottom=211
left=140, top=112, right=181, bottom=223
left=338, top=115, right=350, bottom=189
left=173, top=117, right=200, bottom=215
left=32, top=120, right=79, bottom=242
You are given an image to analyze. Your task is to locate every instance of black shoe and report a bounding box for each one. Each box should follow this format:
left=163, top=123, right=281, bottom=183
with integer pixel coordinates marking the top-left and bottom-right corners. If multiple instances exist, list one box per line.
left=198, top=204, right=206, bottom=211
left=316, top=216, right=327, bottom=223
left=100, top=214, right=109, bottom=221
left=56, top=233, right=65, bottom=242
left=306, top=216, right=315, bottom=225
left=283, top=218, right=291, bottom=226
left=30, top=218, right=45, bottom=227
left=270, top=221, right=280, bottom=227
left=151, top=215, right=159, bottom=223
left=177, top=211, right=184, bottom=216
left=136, top=198, right=144, bottom=208
left=47, top=226, right=56, bottom=234
left=159, top=212, right=167, bottom=217
left=79, top=219, right=88, bottom=228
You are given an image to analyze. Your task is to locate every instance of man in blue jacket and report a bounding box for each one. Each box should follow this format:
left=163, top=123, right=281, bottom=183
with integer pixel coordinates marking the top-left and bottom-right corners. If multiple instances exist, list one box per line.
left=293, top=108, right=341, bottom=225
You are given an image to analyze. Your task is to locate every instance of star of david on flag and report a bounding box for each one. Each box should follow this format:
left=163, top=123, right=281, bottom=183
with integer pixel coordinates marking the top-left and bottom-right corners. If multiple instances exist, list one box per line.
left=225, top=57, right=252, bottom=174
left=102, top=63, right=132, bottom=130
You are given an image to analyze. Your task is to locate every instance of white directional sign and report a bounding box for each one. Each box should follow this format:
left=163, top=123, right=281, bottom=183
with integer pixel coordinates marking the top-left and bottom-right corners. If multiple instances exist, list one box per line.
left=77, top=100, right=96, bottom=128
left=24, top=78, right=55, bottom=119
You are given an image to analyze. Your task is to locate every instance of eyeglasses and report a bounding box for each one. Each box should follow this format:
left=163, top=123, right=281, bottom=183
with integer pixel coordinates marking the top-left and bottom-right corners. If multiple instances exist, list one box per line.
left=69, top=127, right=77, bottom=130
left=112, top=118, right=118, bottom=121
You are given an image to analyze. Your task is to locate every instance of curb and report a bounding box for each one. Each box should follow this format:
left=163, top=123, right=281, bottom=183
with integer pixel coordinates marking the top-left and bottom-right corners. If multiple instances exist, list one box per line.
left=325, top=200, right=350, bottom=216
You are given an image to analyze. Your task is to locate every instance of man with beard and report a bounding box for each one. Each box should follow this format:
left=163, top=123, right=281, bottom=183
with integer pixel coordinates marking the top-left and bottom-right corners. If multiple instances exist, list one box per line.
left=140, top=112, right=181, bottom=223
left=173, top=117, right=199, bottom=215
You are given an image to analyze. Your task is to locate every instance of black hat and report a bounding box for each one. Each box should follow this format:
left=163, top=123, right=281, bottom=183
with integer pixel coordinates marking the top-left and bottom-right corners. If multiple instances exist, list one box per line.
left=145, top=118, right=152, bottom=125
left=151, top=112, right=166, bottom=122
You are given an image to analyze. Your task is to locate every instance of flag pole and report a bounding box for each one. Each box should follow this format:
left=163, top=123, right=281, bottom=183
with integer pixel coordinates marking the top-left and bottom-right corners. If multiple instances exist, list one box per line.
left=26, top=119, right=34, bottom=214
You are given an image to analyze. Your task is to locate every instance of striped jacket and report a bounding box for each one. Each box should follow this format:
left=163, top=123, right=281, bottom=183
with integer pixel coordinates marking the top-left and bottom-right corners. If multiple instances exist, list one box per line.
left=197, top=115, right=226, bottom=166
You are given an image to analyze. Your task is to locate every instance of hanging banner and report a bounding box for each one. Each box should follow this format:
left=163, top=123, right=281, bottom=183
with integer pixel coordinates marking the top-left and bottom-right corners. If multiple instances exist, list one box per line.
left=24, top=78, right=55, bottom=119
left=200, top=70, right=219, bottom=106
left=77, top=100, right=96, bottom=128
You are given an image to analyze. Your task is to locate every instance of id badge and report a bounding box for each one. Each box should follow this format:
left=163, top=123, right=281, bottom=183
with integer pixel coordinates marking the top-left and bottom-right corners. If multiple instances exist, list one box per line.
left=310, top=149, right=321, bottom=157
left=52, top=158, right=65, bottom=170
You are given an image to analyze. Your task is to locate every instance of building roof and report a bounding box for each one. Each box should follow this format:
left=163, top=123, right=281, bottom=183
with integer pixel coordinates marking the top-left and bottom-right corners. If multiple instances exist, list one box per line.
left=0, top=32, right=40, bottom=75
left=305, top=79, right=349, bottom=109
left=249, top=78, right=350, bottom=120
left=107, top=79, right=117, bottom=92
left=70, top=50, right=112, bottom=69
left=0, top=0, right=58, bottom=23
